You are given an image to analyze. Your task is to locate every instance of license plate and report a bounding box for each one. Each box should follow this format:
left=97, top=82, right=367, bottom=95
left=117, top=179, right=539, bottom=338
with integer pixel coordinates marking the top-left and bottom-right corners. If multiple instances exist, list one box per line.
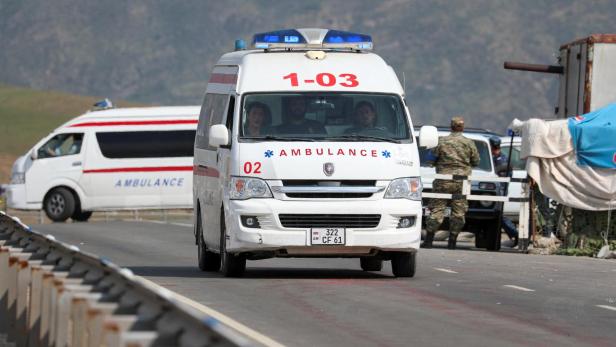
left=311, top=228, right=346, bottom=245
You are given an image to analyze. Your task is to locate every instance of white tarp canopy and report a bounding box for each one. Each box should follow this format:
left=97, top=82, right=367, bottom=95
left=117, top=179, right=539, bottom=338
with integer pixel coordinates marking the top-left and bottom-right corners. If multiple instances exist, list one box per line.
left=511, top=118, right=616, bottom=211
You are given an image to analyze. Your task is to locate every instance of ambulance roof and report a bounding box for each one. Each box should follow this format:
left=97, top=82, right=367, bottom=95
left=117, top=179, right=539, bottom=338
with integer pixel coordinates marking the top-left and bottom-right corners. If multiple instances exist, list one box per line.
left=58, top=106, right=200, bottom=130
left=216, top=50, right=404, bottom=95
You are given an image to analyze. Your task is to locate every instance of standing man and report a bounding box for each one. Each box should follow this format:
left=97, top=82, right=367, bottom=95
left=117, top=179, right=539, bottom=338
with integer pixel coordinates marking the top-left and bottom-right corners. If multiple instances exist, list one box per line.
left=423, top=116, right=479, bottom=250
left=489, top=136, right=519, bottom=247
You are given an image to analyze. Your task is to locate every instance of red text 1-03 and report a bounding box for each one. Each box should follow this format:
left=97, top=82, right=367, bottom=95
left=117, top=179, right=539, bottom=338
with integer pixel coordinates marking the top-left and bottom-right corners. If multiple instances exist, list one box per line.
left=283, top=73, right=359, bottom=87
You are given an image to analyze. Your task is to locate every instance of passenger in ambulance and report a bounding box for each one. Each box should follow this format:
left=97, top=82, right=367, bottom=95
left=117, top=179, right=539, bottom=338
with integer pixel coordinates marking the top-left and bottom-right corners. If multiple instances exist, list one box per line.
left=274, top=96, right=326, bottom=135
left=344, top=101, right=390, bottom=137
left=243, top=102, right=271, bottom=136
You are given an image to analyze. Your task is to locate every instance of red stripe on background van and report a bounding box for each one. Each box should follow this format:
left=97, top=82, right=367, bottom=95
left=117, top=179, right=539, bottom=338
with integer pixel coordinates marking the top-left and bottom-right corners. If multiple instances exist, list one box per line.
left=83, top=166, right=193, bottom=174
left=70, top=119, right=198, bottom=127
left=209, top=73, right=238, bottom=84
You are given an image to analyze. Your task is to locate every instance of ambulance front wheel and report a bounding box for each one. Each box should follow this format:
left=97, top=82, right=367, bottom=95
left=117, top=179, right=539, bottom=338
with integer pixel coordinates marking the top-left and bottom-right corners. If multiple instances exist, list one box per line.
left=44, top=187, right=75, bottom=222
left=220, top=210, right=246, bottom=277
left=391, top=252, right=416, bottom=278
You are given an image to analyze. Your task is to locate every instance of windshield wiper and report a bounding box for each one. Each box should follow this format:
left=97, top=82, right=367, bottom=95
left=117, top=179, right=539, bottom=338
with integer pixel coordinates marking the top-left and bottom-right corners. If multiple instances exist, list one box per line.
left=242, top=135, right=316, bottom=142
left=327, top=135, right=400, bottom=143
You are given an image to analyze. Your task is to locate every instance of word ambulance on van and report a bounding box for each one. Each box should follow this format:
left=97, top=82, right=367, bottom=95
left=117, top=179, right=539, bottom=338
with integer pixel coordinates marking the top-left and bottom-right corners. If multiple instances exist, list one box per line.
left=7, top=105, right=200, bottom=222
left=193, top=28, right=438, bottom=277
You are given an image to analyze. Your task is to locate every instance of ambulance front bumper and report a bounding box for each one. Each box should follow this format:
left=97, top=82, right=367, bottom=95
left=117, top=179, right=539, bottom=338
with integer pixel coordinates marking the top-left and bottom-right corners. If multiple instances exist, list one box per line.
left=225, top=199, right=421, bottom=256
left=5, top=184, right=40, bottom=210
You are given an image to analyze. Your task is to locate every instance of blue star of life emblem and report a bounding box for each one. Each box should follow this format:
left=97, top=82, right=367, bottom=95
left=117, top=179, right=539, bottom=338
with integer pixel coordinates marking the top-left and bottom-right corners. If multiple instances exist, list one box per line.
left=264, top=150, right=274, bottom=158
left=381, top=150, right=391, bottom=158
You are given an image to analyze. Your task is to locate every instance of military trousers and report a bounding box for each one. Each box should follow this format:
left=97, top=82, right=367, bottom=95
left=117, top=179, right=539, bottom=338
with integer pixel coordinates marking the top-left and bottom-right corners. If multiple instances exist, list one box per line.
left=425, top=179, right=468, bottom=236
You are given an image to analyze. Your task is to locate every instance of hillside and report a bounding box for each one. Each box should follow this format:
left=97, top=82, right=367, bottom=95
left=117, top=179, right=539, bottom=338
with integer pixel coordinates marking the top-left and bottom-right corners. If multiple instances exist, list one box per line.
left=0, top=84, right=141, bottom=183
left=1, top=1, right=616, bottom=132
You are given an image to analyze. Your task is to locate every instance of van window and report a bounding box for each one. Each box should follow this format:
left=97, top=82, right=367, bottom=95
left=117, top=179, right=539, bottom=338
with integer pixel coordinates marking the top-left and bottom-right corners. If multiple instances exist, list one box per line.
left=38, top=133, right=84, bottom=159
left=240, top=93, right=411, bottom=142
left=417, top=139, right=492, bottom=172
left=96, top=130, right=196, bottom=158
left=195, top=93, right=228, bottom=149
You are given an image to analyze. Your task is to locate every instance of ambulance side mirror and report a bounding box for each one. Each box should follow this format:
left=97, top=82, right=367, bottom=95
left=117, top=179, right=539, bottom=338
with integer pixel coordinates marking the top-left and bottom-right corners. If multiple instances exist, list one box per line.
left=30, top=148, right=38, bottom=160
left=418, top=125, right=438, bottom=149
left=209, top=124, right=229, bottom=148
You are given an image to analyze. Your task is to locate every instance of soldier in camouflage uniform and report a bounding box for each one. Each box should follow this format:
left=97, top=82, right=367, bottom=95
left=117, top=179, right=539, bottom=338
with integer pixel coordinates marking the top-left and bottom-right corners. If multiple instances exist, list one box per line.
left=423, top=116, right=480, bottom=249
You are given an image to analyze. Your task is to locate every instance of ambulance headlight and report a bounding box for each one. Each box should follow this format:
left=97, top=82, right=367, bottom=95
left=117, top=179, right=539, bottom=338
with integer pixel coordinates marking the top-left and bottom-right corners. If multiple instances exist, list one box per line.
left=10, top=172, right=25, bottom=184
left=385, top=177, right=422, bottom=200
left=229, top=177, right=272, bottom=200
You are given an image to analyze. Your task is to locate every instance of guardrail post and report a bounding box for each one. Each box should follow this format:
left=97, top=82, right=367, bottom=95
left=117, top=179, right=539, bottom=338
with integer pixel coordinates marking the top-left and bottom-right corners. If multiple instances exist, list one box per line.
left=518, top=182, right=530, bottom=251
left=86, top=303, right=119, bottom=347
left=29, top=265, right=52, bottom=347
left=16, top=259, right=35, bottom=347
left=0, top=247, right=10, bottom=336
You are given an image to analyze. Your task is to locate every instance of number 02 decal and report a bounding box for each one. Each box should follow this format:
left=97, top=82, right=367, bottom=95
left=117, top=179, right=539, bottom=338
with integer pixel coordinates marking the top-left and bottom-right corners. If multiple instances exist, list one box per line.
left=243, top=162, right=262, bottom=174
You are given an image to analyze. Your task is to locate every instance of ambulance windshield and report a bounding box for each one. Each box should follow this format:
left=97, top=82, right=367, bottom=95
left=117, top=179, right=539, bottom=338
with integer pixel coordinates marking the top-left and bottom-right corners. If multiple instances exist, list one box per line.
left=240, top=93, right=411, bottom=142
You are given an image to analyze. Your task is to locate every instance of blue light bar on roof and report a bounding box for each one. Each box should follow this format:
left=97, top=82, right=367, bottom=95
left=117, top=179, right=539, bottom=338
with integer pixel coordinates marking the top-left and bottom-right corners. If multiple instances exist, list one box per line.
left=252, top=28, right=373, bottom=50
left=253, top=29, right=307, bottom=48
left=323, top=30, right=371, bottom=44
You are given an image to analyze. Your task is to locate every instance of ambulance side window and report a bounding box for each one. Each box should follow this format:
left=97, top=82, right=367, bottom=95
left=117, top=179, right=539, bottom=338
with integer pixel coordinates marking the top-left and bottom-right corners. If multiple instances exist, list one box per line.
left=37, top=133, right=84, bottom=159
left=195, top=93, right=228, bottom=150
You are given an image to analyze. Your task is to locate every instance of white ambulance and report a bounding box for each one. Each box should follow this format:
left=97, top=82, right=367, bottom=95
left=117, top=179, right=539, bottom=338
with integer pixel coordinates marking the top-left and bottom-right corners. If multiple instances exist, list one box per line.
left=7, top=105, right=200, bottom=222
left=193, top=28, right=438, bottom=277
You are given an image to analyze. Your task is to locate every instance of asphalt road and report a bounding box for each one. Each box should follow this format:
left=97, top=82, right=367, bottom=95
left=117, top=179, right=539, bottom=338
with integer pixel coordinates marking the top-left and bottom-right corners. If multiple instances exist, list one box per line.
left=33, top=220, right=616, bottom=347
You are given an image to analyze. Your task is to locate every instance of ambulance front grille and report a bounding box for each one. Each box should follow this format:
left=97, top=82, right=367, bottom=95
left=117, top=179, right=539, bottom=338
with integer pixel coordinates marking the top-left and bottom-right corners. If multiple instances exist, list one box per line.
left=278, top=214, right=381, bottom=228
left=285, top=192, right=373, bottom=198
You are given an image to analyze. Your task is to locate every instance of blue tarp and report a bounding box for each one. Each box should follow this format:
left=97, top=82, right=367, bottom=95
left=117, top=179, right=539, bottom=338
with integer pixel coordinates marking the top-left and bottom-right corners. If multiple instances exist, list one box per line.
left=568, top=103, right=616, bottom=169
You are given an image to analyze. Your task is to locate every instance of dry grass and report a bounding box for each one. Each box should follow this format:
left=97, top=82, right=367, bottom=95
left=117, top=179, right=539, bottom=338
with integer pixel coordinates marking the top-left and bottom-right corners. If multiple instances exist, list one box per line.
left=0, top=154, right=17, bottom=184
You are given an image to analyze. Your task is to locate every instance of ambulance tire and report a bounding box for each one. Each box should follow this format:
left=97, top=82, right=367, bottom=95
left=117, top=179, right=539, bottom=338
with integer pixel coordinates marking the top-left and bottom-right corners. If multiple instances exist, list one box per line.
left=220, top=211, right=246, bottom=277
left=360, top=257, right=383, bottom=271
left=391, top=252, right=416, bottom=278
left=197, top=211, right=220, bottom=272
left=72, top=210, right=92, bottom=222
left=44, top=187, right=75, bottom=222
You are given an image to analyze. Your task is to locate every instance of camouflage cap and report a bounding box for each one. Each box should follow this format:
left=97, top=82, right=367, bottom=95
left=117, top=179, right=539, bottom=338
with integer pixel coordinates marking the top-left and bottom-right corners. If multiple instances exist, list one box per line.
left=451, top=116, right=465, bottom=128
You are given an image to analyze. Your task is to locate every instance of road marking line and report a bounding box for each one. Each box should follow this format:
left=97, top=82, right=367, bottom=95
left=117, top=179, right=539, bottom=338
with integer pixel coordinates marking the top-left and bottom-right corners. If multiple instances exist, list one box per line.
left=136, top=276, right=284, bottom=347
left=596, top=305, right=616, bottom=312
left=503, top=285, right=535, bottom=292
left=434, top=267, right=458, bottom=274
left=171, top=222, right=193, bottom=228
left=140, top=220, right=193, bottom=228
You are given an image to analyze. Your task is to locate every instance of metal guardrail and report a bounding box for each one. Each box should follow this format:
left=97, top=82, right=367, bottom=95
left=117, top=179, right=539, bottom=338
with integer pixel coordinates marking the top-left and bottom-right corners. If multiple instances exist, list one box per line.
left=422, top=173, right=531, bottom=250
left=0, top=211, right=257, bottom=347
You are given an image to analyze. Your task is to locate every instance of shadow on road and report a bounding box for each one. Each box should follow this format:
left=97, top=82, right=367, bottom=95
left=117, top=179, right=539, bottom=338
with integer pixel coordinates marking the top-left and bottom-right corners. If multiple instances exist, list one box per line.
left=243, top=267, right=393, bottom=279
left=128, top=266, right=217, bottom=278
left=128, top=265, right=393, bottom=279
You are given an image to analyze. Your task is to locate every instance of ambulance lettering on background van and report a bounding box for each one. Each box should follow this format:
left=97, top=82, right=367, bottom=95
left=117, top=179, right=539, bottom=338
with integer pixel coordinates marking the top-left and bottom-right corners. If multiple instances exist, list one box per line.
left=193, top=28, right=438, bottom=277
left=7, top=106, right=200, bottom=222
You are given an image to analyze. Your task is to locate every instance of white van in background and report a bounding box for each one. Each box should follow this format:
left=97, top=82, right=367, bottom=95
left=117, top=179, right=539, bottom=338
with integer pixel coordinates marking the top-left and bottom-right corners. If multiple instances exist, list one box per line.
left=193, top=28, right=438, bottom=277
left=7, top=106, right=200, bottom=222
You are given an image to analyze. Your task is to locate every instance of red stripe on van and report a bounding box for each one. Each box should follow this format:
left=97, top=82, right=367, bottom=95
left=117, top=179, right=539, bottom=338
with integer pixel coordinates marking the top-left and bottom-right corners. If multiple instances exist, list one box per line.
left=193, top=165, right=220, bottom=177
left=209, top=73, right=238, bottom=84
left=69, top=120, right=198, bottom=127
left=83, top=166, right=193, bottom=174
